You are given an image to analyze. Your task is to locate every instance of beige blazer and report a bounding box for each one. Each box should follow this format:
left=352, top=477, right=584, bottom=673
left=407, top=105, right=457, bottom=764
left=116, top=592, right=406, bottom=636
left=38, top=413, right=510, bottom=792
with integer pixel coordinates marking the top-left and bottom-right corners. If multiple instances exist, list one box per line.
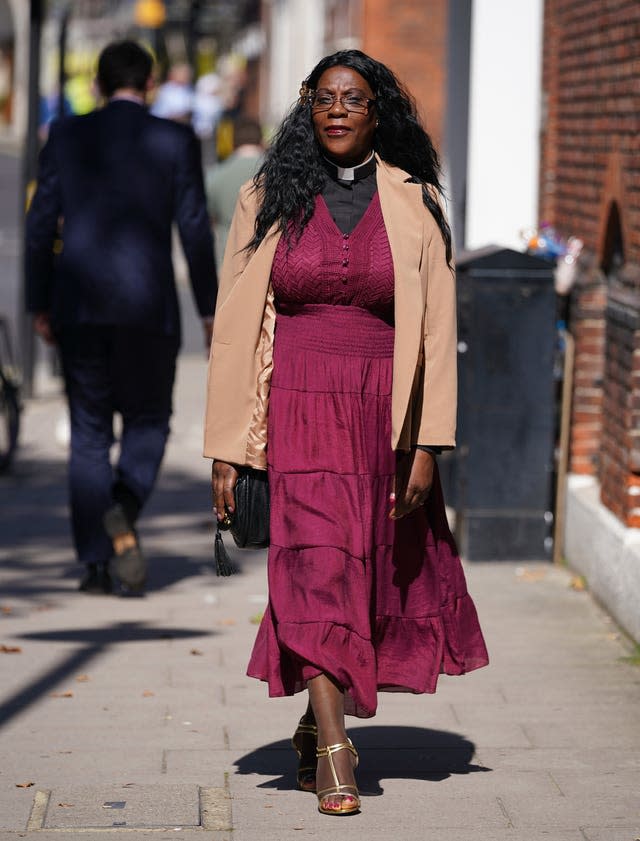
left=203, top=156, right=457, bottom=469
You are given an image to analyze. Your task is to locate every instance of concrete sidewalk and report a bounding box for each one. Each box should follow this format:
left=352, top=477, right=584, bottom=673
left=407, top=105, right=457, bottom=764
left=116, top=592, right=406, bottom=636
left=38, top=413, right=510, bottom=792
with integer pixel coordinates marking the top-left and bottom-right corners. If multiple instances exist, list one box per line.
left=1, top=354, right=639, bottom=841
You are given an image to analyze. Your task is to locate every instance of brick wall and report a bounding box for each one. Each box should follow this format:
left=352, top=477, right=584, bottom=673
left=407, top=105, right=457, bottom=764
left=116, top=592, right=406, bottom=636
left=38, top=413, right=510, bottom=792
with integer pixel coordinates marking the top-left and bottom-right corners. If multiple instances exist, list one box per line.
left=361, top=0, right=448, bottom=148
left=601, top=280, right=640, bottom=526
left=567, top=257, right=607, bottom=475
left=540, top=0, right=640, bottom=525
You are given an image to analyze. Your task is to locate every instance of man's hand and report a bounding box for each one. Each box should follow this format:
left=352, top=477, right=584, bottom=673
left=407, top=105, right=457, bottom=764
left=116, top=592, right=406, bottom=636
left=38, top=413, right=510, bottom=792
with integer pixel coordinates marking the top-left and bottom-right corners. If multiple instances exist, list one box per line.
left=33, top=312, right=55, bottom=345
left=212, top=460, right=239, bottom=522
left=389, top=448, right=435, bottom=520
left=202, top=316, right=214, bottom=353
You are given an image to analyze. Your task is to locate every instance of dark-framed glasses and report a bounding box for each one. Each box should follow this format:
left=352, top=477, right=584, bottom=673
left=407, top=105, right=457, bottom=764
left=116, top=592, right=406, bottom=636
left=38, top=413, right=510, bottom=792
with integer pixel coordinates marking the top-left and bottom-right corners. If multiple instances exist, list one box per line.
left=300, top=88, right=376, bottom=114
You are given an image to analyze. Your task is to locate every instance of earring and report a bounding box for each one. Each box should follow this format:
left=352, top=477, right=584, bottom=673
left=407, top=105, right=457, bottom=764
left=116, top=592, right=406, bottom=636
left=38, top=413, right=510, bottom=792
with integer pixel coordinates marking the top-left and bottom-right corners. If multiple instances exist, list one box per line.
left=299, top=82, right=312, bottom=106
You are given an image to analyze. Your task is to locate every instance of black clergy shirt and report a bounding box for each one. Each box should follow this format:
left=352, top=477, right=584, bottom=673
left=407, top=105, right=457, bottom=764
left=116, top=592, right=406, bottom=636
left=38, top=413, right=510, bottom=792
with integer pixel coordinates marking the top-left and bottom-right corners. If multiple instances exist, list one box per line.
left=320, top=154, right=377, bottom=235
left=319, top=154, right=445, bottom=456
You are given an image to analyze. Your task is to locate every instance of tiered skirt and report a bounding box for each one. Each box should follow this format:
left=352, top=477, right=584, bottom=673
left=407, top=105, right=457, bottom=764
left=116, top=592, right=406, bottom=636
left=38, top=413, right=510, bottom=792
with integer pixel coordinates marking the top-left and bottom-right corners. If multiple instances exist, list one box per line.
left=247, top=303, right=488, bottom=717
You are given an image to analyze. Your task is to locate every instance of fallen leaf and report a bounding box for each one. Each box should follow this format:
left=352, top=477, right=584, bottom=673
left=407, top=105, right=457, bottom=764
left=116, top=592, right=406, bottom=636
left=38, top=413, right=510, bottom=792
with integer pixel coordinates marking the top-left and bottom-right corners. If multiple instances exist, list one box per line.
left=189, top=649, right=203, bottom=656
left=249, top=613, right=264, bottom=625
left=569, top=575, right=587, bottom=591
left=142, top=690, right=155, bottom=697
left=50, top=691, right=74, bottom=698
left=0, top=644, right=22, bottom=653
left=217, top=618, right=236, bottom=626
left=57, top=803, right=74, bottom=808
left=1, top=605, right=13, bottom=614
left=15, top=782, right=34, bottom=788
left=75, top=674, right=90, bottom=682
left=515, top=567, right=546, bottom=582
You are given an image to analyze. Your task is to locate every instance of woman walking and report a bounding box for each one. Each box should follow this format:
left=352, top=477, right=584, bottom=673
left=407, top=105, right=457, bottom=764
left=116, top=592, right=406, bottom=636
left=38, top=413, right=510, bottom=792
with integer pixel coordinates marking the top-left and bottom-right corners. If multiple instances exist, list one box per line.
left=205, top=49, right=489, bottom=816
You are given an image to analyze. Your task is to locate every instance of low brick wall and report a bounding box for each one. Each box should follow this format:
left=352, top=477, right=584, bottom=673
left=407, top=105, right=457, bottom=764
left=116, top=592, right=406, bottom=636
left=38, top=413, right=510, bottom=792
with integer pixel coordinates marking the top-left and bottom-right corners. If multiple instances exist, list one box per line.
left=541, top=0, right=640, bottom=526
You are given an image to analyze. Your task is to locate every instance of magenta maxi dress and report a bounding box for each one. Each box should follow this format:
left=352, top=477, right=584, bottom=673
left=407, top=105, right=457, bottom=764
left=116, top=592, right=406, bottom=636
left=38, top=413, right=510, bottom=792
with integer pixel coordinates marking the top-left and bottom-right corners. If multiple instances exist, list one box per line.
left=247, top=193, right=489, bottom=718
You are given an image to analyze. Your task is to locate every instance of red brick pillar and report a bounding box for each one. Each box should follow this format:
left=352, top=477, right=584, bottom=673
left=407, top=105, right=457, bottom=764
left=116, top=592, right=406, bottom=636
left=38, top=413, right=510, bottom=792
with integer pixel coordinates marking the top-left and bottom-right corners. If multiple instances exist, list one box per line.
left=362, top=0, right=448, bottom=145
left=568, top=260, right=607, bottom=475
left=600, top=287, right=640, bottom=526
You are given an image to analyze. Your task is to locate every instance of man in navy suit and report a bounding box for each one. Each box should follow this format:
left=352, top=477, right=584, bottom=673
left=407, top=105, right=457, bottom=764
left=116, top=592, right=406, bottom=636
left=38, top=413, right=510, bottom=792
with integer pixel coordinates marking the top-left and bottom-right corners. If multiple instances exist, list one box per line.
left=26, top=41, right=217, bottom=594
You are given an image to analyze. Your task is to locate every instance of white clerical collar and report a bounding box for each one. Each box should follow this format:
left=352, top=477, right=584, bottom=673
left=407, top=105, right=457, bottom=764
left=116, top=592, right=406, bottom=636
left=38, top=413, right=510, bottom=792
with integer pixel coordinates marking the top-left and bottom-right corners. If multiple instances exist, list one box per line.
left=323, top=151, right=375, bottom=182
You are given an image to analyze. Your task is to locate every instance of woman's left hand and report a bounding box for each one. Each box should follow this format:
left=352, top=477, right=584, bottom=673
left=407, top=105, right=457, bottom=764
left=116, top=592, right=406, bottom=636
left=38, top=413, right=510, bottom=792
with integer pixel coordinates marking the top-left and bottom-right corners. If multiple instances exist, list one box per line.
left=389, top=449, right=435, bottom=519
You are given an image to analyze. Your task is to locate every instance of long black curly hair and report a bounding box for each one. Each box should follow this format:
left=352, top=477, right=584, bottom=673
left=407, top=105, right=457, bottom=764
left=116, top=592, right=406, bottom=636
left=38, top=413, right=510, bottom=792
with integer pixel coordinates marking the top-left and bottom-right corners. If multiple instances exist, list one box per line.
left=247, top=49, right=452, bottom=265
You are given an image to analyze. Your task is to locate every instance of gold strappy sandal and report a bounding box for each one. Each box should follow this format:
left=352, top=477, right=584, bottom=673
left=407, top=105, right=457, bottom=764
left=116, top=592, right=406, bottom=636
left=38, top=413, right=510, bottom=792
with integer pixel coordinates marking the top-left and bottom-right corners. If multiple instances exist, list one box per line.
left=315, top=738, right=360, bottom=816
left=291, top=716, right=318, bottom=792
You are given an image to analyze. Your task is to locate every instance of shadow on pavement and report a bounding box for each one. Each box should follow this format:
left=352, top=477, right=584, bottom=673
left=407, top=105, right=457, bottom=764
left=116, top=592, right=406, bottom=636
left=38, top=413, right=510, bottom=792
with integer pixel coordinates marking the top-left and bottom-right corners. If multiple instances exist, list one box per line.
left=0, top=445, right=255, bottom=595
left=0, top=622, right=216, bottom=730
left=234, top=727, right=491, bottom=794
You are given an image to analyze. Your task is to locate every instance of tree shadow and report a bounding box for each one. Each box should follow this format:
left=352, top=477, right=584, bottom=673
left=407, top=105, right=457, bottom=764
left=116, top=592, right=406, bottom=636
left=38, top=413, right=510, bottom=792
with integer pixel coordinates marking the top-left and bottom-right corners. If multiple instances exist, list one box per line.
left=234, top=726, right=491, bottom=795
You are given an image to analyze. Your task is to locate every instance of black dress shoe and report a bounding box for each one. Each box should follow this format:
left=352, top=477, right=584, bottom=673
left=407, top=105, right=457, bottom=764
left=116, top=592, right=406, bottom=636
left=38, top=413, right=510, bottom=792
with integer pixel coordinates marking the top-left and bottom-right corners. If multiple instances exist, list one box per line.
left=103, top=504, right=146, bottom=592
left=78, top=563, right=112, bottom=594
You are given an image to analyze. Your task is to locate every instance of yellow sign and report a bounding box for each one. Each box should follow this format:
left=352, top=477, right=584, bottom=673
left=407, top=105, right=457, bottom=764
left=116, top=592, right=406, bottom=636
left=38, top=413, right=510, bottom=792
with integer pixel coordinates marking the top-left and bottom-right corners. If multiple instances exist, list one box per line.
left=134, top=0, right=166, bottom=29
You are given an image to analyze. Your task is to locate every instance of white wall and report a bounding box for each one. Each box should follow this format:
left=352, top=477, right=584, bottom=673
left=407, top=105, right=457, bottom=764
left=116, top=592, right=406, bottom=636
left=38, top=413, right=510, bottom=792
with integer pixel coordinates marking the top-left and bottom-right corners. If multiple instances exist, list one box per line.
left=465, top=0, right=543, bottom=251
left=265, top=0, right=326, bottom=129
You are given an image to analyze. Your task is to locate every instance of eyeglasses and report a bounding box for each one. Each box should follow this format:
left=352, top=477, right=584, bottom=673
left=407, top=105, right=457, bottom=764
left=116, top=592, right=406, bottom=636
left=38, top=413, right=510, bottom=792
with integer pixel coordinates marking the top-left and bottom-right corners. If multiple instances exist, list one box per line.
left=301, top=90, right=377, bottom=115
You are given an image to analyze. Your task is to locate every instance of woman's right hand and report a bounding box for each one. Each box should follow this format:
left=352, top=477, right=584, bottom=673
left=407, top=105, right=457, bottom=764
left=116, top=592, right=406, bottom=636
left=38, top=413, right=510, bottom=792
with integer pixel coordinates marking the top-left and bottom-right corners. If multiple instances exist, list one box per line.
left=212, top=461, right=239, bottom=522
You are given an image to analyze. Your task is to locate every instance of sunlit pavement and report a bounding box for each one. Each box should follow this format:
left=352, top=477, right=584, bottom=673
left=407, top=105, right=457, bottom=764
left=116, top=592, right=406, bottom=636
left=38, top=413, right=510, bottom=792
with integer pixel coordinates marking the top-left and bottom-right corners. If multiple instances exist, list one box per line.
left=0, top=354, right=639, bottom=840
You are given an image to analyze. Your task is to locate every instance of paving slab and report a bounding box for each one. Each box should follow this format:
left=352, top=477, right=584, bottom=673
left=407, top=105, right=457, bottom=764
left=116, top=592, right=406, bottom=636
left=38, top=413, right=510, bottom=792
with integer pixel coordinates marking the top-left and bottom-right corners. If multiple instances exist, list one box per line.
left=581, top=829, right=640, bottom=841
left=0, top=789, right=34, bottom=832
left=162, top=750, right=231, bottom=786
left=38, top=785, right=199, bottom=830
left=0, top=746, right=163, bottom=785
left=0, top=835, right=229, bottom=841
left=229, top=833, right=585, bottom=841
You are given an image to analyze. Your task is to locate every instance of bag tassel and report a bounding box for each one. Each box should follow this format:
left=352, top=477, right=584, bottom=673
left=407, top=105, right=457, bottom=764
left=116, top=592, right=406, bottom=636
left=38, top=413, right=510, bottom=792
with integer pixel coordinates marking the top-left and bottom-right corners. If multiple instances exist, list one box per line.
left=214, top=524, right=236, bottom=576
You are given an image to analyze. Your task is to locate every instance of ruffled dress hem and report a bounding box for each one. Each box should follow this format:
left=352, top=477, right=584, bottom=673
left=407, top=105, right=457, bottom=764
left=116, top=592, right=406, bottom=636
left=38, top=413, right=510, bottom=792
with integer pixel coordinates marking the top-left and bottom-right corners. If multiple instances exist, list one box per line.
left=247, top=591, right=489, bottom=718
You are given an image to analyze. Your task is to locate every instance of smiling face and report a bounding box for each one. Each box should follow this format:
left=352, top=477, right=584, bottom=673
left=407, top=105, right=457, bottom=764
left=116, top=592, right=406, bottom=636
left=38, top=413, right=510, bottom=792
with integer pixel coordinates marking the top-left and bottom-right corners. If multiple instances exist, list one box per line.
left=311, top=65, right=377, bottom=168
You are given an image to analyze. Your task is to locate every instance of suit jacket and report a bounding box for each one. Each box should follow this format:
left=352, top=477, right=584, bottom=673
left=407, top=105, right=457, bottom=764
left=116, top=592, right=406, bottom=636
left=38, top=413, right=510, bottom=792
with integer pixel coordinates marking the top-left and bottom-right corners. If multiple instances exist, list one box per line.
left=26, top=99, right=216, bottom=339
left=203, top=157, right=457, bottom=468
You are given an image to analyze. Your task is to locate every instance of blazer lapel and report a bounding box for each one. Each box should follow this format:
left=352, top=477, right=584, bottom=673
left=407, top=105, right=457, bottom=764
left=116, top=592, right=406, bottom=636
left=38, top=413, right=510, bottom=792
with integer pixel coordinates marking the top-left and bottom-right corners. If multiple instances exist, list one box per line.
left=376, top=158, right=425, bottom=446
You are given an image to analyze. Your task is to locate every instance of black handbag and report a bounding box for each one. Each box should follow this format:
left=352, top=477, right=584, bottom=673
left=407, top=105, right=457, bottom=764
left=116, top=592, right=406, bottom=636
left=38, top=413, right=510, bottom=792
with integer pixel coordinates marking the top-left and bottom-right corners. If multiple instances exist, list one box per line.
left=214, top=468, right=270, bottom=576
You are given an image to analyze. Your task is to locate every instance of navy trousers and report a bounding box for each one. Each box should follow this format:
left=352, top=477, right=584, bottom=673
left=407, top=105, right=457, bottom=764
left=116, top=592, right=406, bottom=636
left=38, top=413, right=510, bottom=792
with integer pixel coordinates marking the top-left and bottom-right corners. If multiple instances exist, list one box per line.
left=58, top=326, right=179, bottom=565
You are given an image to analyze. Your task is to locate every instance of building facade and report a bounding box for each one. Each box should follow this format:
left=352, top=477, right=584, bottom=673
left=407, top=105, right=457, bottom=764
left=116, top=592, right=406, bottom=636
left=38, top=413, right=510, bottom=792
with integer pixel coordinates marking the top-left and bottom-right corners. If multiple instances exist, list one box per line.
left=540, top=0, right=640, bottom=641
left=259, top=0, right=543, bottom=252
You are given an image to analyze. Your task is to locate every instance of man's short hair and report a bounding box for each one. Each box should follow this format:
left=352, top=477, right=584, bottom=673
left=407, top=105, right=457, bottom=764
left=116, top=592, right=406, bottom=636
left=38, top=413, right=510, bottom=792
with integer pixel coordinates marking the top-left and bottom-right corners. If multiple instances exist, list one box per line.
left=97, top=40, right=153, bottom=98
left=233, top=117, right=263, bottom=149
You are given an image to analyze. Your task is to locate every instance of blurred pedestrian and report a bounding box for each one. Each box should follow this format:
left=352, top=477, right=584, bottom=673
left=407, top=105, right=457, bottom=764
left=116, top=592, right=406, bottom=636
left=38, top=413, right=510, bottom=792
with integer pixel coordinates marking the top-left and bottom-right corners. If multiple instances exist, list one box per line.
left=26, top=40, right=217, bottom=596
left=205, top=50, right=488, bottom=816
left=192, top=71, right=224, bottom=142
left=205, top=116, right=264, bottom=264
left=151, top=62, right=194, bottom=124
